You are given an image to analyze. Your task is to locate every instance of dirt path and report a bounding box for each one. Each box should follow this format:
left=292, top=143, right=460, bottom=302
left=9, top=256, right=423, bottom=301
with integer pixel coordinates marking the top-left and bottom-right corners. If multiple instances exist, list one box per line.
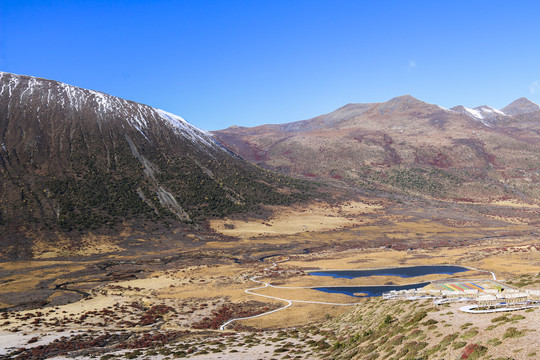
left=220, top=259, right=358, bottom=330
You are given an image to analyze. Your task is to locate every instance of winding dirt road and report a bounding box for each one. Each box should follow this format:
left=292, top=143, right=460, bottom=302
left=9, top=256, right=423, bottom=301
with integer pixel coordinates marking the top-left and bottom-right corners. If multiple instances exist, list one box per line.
left=220, top=259, right=358, bottom=330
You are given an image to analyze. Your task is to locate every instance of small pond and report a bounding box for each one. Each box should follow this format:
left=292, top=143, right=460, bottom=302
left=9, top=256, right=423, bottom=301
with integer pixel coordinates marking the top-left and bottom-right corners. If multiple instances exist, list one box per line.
left=309, top=265, right=469, bottom=279
left=314, top=282, right=431, bottom=298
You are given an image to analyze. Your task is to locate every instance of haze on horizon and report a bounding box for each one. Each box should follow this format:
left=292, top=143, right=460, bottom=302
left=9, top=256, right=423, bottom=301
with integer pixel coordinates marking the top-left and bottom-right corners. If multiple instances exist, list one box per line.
left=1, top=0, right=539, bottom=130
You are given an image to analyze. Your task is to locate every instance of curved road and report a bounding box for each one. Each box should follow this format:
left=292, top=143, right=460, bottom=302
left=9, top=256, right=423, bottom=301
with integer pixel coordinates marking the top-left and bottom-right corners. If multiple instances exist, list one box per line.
left=220, top=260, right=359, bottom=330
left=464, top=265, right=496, bottom=280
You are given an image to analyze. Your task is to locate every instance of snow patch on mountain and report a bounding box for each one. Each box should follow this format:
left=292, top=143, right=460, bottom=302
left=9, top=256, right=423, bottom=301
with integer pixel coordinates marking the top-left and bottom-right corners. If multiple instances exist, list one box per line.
left=476, top=105, right=506, bottom=116
left=451, top=104, right=510, bottom=127
left=0, top=71, right=222, bottom=153
left=463, top=106, right=484, bottom=120
left=0, top=72, right=20, bottom=98
left=156, top=109, right=218, bottom=150
left=437, top=105, right=451, bottom=111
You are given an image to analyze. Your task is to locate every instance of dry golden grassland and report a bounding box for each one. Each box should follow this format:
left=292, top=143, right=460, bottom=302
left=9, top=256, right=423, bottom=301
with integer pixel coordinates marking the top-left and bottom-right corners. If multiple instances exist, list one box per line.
left=4, top=237, right=534, bottom=334
left=207, top=197, right=537, bottom=262
left=241, top=302, right=353, bottom=329
left=209, top=200, right=382, bottom=238
left=0, top=264, right=88, bottom=294
left=31, top=233, right=124, bottom=259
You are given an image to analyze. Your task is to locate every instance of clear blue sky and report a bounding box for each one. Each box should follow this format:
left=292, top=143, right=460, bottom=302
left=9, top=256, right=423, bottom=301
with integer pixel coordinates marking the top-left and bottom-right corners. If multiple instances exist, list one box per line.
left=1, top=1, right=539, bottom=130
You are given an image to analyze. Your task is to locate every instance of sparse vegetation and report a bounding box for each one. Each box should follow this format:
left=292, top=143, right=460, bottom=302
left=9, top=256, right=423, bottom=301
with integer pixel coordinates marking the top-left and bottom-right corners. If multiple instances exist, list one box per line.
left=460, top=343, right=488, bottom=360
left=503, top=327, right=525, bottom=339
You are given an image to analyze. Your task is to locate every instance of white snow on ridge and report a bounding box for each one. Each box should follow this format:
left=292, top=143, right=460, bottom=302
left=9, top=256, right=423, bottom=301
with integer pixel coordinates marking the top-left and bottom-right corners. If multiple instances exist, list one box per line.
left=463, top=106, right=484, bottom=119
left=437, top=104, right=454, bottom=112
left=477, top=105, right=506, bottom=116
left=45, top=80, right=219, bottom=150
left=1, top=72, right=221, bottom=152
left=156, top=109, right=218, bottom=149
left=458, top=105, right=510, bottom=127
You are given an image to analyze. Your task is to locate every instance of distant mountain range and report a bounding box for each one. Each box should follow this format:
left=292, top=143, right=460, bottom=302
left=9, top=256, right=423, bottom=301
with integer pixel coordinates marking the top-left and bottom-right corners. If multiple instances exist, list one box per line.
left=213, top=95, right=540, bottom=203
left=0, top=72, right=313, bottom=257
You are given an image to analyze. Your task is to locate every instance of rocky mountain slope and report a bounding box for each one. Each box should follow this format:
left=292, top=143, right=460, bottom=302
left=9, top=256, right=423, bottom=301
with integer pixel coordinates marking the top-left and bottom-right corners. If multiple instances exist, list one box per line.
left=213, top=95, right=540, bottom=203
left=0, top=72, right=313, bottom=257
left=501, top=97, right=540, bottom=116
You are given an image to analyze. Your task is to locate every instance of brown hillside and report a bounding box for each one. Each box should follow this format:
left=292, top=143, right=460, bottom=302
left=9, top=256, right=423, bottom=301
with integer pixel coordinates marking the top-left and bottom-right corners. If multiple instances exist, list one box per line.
left=212, top=96, right=540, bottom=204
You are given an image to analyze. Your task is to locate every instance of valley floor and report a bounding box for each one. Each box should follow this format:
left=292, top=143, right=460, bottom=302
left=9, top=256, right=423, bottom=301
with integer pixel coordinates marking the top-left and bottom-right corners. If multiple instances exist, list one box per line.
left=0, top=197, right=539, bottom=359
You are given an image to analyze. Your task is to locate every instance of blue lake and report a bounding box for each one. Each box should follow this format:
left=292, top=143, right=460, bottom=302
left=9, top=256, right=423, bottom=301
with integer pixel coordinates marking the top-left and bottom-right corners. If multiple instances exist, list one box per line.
left=309, top=265, right=469, bottom=279
left=314, top=282, right=431, bottom=298
left=310, top=265, right=470, bottom=298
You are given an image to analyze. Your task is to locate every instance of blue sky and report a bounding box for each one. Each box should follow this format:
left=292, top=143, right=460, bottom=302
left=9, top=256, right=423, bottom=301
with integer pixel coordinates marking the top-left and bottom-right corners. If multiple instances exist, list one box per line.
left=1, top=1, right=539, bottom=130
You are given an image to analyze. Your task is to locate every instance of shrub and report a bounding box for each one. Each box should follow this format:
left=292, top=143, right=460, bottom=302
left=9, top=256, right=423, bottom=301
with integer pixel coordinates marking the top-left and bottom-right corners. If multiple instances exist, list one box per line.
left=388, top=335, right=405, bottom=346
left=407, top=329, right=423, bottom=339
left=439, top=333, right=458, bottom=348
left=461, top=328, right=479, bottom=340
left=503, top=327, right=524, bottom=339
left=407, top=311, right=428, bottom=325
left=491, top=315, right=508, bottom=323
left=460, top=343, right=488, bottom=360
left=487, top=338, right=502, bottom=346
left=394, top=340, right=428, bottom=358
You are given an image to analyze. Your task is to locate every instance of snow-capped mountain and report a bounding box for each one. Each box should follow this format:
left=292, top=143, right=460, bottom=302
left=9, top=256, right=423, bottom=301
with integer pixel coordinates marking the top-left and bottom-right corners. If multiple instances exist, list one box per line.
left=0, top=72, right=310, bottom=255
left=0, top=72, right=220, bottom=152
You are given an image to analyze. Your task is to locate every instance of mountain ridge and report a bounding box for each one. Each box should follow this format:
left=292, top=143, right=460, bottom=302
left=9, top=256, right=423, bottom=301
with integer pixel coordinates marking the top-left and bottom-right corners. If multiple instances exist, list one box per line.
left=219, top=96, right=539, bottom=131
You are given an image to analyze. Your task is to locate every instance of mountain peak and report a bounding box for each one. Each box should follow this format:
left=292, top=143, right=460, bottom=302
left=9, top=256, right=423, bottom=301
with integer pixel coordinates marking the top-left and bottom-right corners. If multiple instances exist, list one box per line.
left=387, top=94, right=421, bottom=103
left=501, top=97, right=540, bottom=116
left=370, top=95, right=431, bottom=116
